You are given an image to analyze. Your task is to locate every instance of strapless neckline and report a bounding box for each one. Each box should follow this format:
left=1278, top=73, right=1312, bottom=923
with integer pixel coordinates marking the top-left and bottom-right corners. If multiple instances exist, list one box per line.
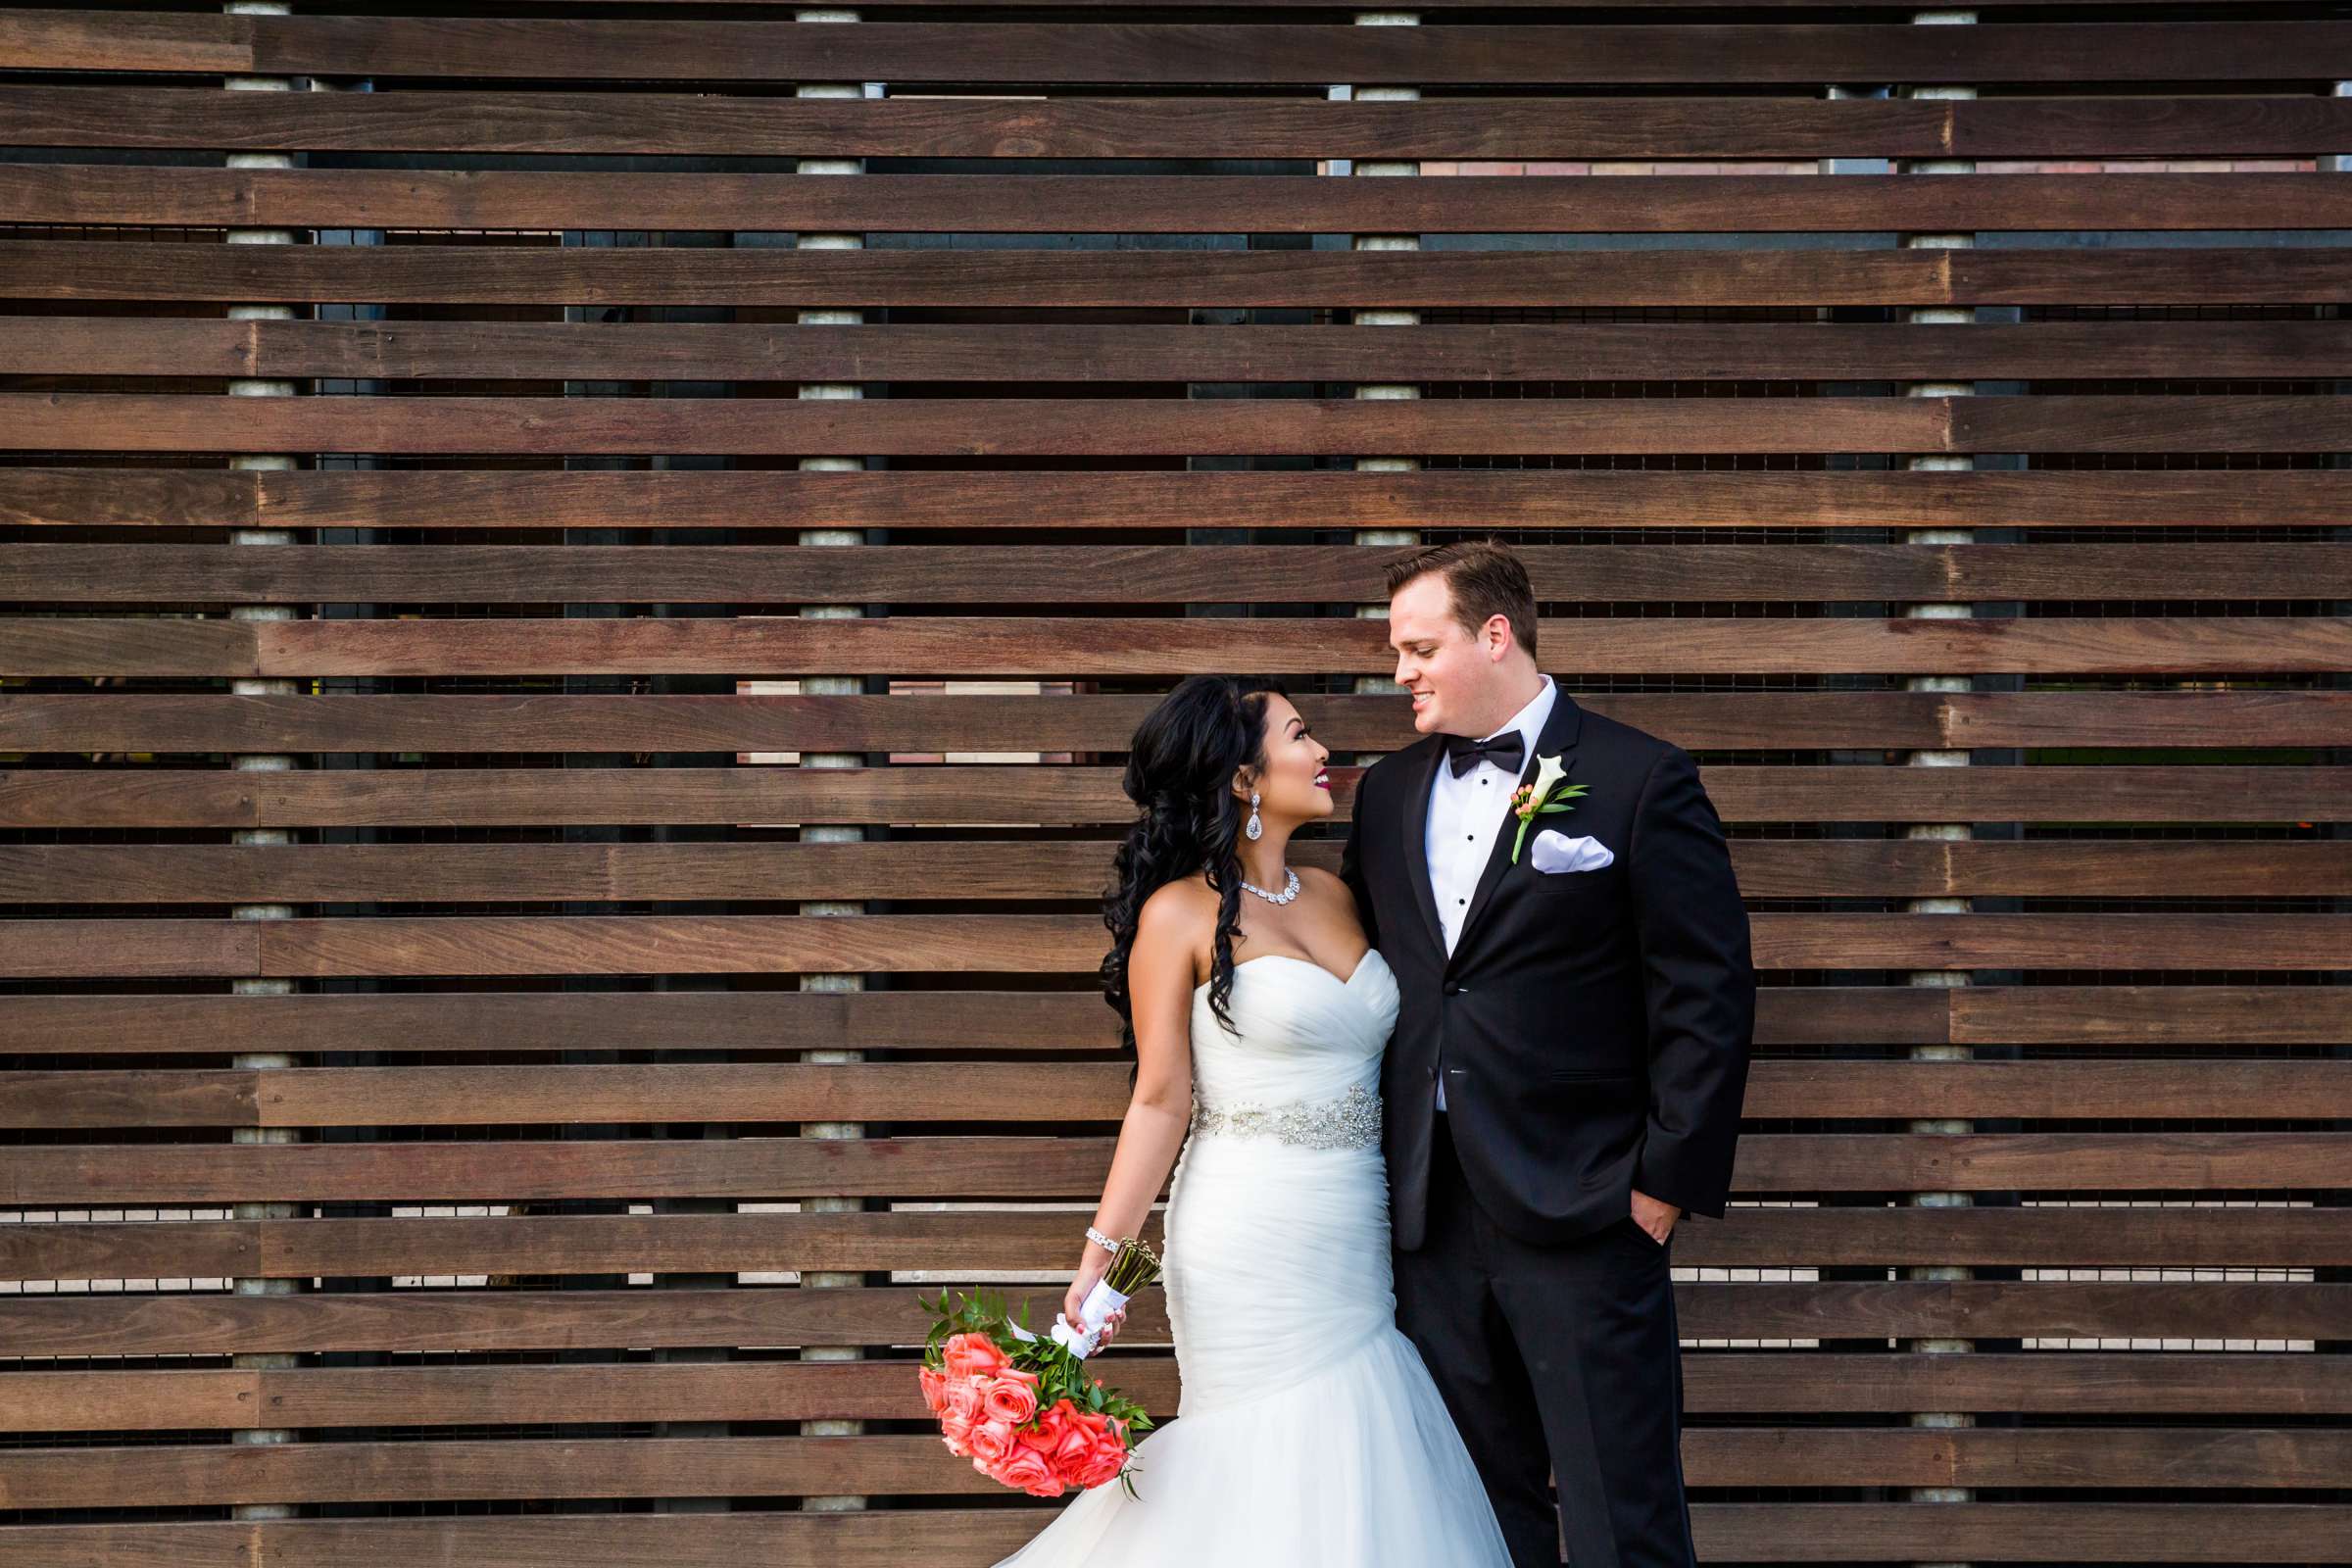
left=1195, top=948, right=1379, bottom=995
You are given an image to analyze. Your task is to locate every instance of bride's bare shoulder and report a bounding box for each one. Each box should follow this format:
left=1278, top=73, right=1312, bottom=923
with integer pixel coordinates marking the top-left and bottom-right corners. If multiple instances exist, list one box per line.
left=1298, top=864, right=1354, bottom=899
left=1296, top=866, right=1369, bottom=935
left=1136, top=875, right=1220, bottom=972
left=1138, top=875, right=1218, bottom=930
left=1296, top=864, right=1348, bottom=900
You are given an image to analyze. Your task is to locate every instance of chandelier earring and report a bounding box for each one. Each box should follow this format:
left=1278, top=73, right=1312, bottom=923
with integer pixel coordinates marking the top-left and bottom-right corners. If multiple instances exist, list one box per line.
left=1245, top=790, right=1263, bottom=842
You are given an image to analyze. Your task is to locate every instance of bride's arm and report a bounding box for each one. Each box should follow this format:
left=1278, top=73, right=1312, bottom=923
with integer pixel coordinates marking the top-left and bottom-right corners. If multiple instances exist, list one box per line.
left=1063, top=888, right=1198, bottom=1345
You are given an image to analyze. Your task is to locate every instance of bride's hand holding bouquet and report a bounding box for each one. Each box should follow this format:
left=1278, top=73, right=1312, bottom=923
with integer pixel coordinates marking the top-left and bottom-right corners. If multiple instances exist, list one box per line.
left=1064, top=1251, right=1130, bottom=1349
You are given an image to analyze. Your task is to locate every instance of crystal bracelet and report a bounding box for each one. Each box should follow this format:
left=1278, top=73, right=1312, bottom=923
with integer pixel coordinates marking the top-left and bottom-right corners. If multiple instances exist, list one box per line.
left=1085, top=1225, right=1119, bottom=1253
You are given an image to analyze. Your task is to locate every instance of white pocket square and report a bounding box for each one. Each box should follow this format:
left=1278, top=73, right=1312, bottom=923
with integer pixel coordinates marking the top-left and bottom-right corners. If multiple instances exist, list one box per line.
left=1530, top=830, right=1614, bottom=874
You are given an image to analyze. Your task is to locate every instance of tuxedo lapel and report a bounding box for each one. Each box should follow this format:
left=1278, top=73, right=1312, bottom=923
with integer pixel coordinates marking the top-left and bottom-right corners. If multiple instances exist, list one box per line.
left=1448, top=687, right=1586, bottom=967
left=1398, top=734, right=1449, bottom=959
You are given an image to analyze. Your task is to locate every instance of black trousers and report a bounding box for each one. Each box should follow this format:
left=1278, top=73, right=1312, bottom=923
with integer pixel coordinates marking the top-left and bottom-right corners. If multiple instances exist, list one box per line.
left=1393, top=1110, right=1697, bottom=1568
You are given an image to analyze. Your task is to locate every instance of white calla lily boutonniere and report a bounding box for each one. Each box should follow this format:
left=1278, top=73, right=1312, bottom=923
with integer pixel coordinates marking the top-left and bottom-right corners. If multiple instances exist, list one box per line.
left=1508, top=753, right=1591, bottom=865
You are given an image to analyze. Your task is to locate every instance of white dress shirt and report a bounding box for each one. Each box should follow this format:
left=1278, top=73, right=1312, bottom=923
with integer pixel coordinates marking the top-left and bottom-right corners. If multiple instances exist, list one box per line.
left=1425, top=674, right=1557, bottom=1110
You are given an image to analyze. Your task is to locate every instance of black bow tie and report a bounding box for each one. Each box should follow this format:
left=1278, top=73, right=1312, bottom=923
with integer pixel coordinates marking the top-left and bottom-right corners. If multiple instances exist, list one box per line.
left=1446, top=730, right=1526, bottom=779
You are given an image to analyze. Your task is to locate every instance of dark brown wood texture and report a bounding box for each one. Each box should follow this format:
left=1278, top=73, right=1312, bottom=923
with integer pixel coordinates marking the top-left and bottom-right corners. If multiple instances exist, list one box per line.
left=8, top=85, right=2352, bottom=160
left=1, top=2, right=2345, bottom=1559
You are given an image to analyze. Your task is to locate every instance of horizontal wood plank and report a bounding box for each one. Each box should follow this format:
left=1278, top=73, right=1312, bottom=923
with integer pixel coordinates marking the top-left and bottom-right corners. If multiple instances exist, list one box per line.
left=13, top=167, right=2350, bottom=234
left=6, top=87, right=2348, bottom=161
left=7, top=1201, right=2346, bottom=1285
left=4, top=1059, right=2341, bottom=1133
left=0, top=1505, right=2346, bottom=1566
left=2, top=1280, right=2342, bottom=1354
left=5, top=239, right=2344, bottom=306
left=7, top=614, right=2345, bottom=677
left=3, top=986, right=2341, bottom=1057
left=5, top=1426, right=2345, bottom=1509
left=9, top=541, right=2348, bottom=606
left=13, top=393, right=2352, bottom=458
left=4, top=1352, right=2344, bottom=1436
left=2, top=912, right=2347, bottom=980
left=2, top=1133, right=2341, bottom=1204
left=6, top=14, right=2343, bottom=84
left=8, top=839, right=2345, bottom=904
left=4, top=766, right=2339, bottom=830
left=8, top=466, right=2345, bottom=532
left=8, top=692, right=2344, bottom=757
left=8, top=318, right=2349, bottom=385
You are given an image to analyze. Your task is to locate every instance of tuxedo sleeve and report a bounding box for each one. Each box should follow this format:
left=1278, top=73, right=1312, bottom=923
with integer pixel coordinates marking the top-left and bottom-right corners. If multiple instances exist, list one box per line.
left=1339, top=764, right=1378, bottom=949
left=1625, top=744, right=1755, bottom=1219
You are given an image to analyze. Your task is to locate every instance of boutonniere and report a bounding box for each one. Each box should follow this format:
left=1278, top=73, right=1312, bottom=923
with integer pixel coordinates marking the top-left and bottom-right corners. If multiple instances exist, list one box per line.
left=1508, top=753, right=1590, bottom=864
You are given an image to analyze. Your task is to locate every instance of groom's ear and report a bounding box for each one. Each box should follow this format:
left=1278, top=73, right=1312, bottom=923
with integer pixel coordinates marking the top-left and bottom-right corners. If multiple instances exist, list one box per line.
left=1483, top=613, right=1515, bottom=659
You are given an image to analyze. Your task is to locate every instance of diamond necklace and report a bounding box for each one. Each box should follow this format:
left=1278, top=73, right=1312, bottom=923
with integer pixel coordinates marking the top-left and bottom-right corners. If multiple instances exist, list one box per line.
left=1239, top=866, right=1300, bottom=905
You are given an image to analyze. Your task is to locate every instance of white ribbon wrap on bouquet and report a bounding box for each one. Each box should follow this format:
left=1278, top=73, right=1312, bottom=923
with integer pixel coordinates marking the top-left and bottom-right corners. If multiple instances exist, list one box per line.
left=1048, top=1278, right=1131, bottom=1359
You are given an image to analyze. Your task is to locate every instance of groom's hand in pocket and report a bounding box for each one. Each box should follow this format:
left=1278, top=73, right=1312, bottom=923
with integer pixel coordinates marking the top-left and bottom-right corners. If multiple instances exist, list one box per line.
left=1630, top=1187, right=1681, bottom=1245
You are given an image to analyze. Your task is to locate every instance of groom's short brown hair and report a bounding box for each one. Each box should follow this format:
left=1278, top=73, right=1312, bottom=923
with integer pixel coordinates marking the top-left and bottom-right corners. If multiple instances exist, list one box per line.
left=1383, top=538, right=1539, bottom=660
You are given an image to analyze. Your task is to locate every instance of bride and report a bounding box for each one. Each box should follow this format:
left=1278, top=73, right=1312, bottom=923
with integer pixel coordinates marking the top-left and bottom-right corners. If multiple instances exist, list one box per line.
left=991, top=676, right=1514, bottom=1566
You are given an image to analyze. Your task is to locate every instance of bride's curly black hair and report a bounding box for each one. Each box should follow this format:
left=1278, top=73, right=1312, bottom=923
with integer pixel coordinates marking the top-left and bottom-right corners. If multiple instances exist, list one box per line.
left=1100, top=674, right=1289, bottom=1062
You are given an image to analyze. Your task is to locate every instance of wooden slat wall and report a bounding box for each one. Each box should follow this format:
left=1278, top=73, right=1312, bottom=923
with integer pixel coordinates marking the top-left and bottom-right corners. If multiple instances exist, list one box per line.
left=2, top=0, right=2346, bottom=1561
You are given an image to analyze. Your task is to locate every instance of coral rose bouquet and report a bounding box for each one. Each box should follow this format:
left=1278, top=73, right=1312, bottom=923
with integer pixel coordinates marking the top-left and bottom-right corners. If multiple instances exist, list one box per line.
left=916, top=1253, right=1160, bottom=1500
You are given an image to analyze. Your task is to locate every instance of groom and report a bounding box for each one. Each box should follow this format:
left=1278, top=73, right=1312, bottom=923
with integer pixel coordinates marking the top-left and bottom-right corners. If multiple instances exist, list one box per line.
left=1340, top=539, right=1755, bottom=1568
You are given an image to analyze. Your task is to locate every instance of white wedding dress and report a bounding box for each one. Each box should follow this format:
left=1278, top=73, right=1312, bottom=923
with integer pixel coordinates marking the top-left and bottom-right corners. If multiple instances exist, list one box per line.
left=991, top=947, right=1515, bottom=1566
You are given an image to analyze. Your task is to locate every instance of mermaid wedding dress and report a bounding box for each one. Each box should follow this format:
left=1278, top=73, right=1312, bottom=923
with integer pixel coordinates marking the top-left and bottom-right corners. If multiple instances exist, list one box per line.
left=991, top=946, right=1516, bottom=1566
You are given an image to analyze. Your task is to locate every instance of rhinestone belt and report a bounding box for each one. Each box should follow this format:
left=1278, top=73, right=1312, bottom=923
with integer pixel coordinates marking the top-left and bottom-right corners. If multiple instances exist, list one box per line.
left=1189, top=1081, right=1382, bottom=1152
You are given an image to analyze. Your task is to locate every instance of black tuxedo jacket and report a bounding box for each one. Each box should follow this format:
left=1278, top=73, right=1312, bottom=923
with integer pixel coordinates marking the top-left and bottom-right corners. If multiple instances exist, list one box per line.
left=1340, top=688, right=1755, bottom=1250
